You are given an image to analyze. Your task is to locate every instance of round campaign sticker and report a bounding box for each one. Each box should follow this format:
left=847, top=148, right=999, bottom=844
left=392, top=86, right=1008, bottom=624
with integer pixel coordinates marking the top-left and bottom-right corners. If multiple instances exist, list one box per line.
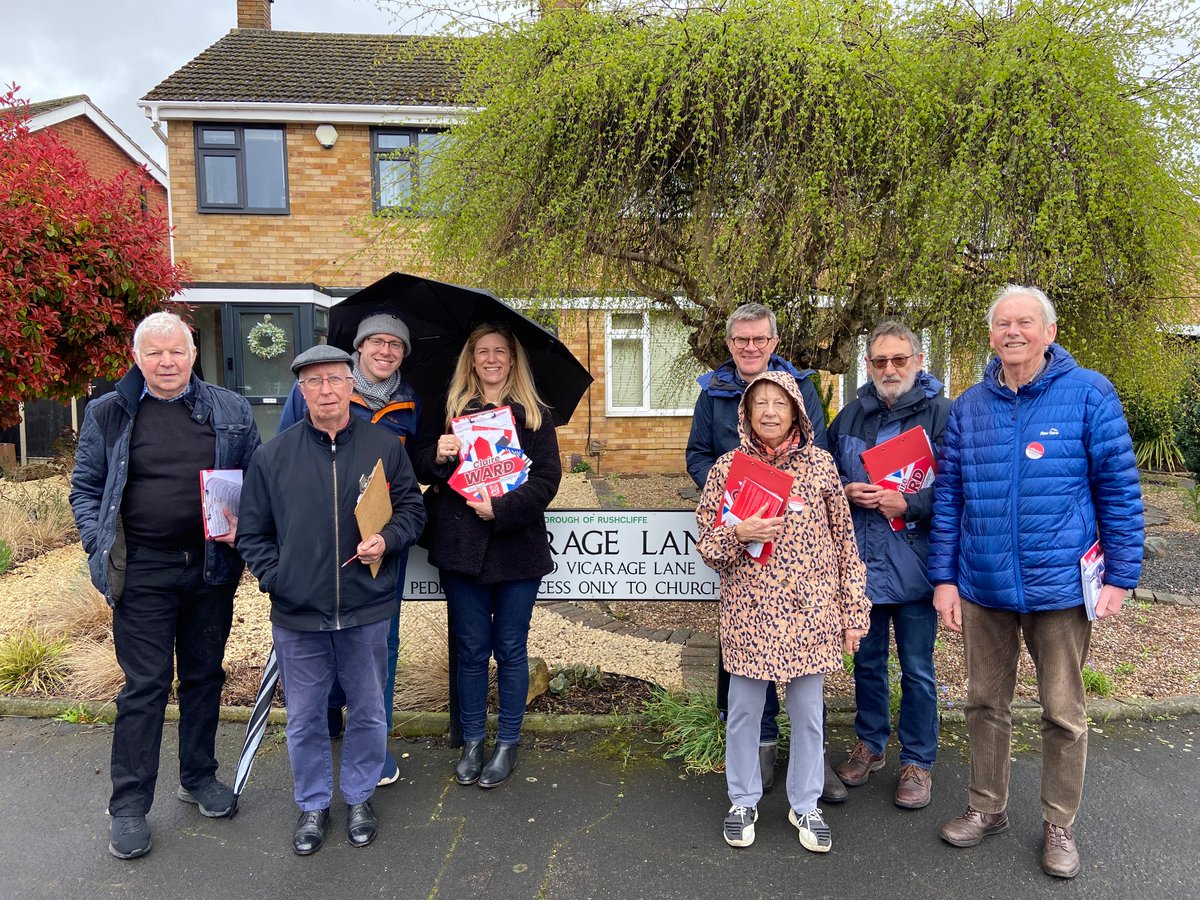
left=1025, top=442, right=1045, bottom=460
left=787, top=495, right=806, bottom=512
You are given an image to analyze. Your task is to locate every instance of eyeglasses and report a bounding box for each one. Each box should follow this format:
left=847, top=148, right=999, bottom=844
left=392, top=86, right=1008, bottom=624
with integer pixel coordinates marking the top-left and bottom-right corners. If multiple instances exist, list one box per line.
left=299, top=374, right=350, bottom=389
left=364, top=337, right=404, bottom=352
left=867, top=354, right=914, bottom=371
left=730, top=335, right=774, bottom=349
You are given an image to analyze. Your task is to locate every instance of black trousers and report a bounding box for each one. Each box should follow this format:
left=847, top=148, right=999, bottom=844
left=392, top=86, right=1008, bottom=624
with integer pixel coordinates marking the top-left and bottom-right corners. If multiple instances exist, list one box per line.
left=109, top=544, right=235, bottom=816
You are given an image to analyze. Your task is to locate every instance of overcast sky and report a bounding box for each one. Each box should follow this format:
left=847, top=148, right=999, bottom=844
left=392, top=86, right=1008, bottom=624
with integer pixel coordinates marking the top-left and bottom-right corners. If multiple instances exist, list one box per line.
left=4, top=0, right=415, bottom=167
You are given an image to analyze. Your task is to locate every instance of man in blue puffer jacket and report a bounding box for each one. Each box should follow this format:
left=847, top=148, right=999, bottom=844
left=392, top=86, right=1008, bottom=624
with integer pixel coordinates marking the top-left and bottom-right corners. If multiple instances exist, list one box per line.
left=828, top=321, right=950, bottom=812
left=928, top=285, right=1144, bottom=880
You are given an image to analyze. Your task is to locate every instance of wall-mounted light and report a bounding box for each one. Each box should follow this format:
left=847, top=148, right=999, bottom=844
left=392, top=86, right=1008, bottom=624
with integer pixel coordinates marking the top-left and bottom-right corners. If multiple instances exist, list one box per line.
left=314, top=124, right=338, bottom=149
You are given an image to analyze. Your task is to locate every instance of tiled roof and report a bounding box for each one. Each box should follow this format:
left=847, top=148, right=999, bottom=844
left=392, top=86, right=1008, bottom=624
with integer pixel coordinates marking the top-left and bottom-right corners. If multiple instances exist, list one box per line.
left=142, top=30, right=462, bottom=106
left=20, top=95, right=90, bottom=117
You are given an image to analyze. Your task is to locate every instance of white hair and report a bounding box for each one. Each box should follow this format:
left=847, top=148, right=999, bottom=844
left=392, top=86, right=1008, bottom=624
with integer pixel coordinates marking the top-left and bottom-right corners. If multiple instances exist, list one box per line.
left=133, top=312, right=195, bottom=358
left=986, top=284, right=1057, bottom=328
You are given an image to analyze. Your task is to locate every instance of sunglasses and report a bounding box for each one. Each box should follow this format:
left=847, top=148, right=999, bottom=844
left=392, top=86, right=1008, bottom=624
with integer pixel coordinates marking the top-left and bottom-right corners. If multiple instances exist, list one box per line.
left=867, top=354, right=914, bottom=371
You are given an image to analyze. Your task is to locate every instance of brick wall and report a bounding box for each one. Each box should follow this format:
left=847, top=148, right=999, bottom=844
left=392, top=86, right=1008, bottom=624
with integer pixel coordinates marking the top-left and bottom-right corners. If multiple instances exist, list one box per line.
left=47, top=116, right=168, bottom=216
left=553, top=309, right=694, bottom=476
left=170, top=122, right=425, bottom=286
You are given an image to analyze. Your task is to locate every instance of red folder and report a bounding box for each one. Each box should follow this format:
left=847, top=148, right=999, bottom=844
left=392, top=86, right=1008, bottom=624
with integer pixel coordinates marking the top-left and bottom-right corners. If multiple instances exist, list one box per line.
left=859, top=426, right=937, bottom=531
left=717, top=450, right=794, bottom=563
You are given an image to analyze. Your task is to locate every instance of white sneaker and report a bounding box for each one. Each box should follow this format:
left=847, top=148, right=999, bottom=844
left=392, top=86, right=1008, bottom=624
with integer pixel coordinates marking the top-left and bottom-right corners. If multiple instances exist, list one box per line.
left=789, top=807, right=832, bottom=853
left=723, top=805, right=758, bottom=848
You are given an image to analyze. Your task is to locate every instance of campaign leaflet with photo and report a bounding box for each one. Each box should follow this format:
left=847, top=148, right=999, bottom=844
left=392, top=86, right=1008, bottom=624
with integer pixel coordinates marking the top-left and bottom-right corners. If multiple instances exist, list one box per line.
left=447, top=405, right=531, bottom=501
left=716, top=450, right=794, bottom=564
left=200, top=469, right=242, bottom=539
left=1080, top=540, right=1104, bottom=622
left=860, top=425, right=938, bottom=532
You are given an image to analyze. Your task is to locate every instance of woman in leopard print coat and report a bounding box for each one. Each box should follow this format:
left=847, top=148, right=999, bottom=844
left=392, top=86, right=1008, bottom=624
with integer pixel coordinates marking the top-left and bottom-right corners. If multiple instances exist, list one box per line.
left=696, top=369, right=869, bottom=853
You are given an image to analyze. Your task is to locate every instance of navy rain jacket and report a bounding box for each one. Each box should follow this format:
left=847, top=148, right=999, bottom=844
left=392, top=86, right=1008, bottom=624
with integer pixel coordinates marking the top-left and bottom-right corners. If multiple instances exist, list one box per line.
left=828, top=371, right=951, bottom=606
left=686, top=355, right=828, bottom=489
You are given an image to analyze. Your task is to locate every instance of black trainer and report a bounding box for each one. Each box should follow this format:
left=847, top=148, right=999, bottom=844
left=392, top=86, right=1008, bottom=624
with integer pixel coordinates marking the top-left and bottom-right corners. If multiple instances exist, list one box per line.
left=109, top=815, right=151, bottom=859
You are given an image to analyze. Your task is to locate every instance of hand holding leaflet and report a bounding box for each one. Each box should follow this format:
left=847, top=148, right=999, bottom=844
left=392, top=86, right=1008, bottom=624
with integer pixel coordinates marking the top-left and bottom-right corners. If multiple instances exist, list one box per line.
left=200, top=469, right=243, bottom=540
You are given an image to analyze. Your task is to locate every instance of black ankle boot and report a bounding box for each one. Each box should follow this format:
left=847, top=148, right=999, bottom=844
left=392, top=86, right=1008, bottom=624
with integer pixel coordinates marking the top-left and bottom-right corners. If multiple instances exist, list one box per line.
left=478, top=742, right=518, bottom=789
left=455, top=740, right=485, bottom=785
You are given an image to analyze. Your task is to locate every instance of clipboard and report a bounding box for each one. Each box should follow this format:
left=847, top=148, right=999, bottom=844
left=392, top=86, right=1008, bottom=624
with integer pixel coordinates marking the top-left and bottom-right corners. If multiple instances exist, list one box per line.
left=354, top=458, right=392, bottom=578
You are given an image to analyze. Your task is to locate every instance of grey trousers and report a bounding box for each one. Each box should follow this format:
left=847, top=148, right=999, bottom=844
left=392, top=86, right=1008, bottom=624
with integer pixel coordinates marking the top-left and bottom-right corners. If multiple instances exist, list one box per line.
left=727, top=672, right=825, bottom=813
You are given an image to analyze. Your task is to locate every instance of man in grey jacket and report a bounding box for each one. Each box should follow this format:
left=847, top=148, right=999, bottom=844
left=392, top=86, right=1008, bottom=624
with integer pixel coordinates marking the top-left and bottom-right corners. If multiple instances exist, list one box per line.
left=70, top=312, right=260, bottom=861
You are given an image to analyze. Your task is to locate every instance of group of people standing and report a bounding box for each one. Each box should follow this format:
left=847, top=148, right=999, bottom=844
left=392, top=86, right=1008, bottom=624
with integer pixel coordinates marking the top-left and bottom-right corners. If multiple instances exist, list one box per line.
left=686, top=288, right=1142, bottom=880
left=70, top=280, right=1142, bottom=881
left=71, top=312, right=558, bottom=860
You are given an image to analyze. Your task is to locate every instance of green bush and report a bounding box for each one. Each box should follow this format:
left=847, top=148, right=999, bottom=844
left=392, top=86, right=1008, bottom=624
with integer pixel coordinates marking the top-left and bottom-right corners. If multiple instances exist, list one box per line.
left=1081, top=662, right=1115, bottom=698
left=642, top=688, right=727, bottom=774
left=0, top=538, right=12, bottom=575
left=1125, top=391, right=1184, bottom=472
left=0, top=628, right=68, bottom=694
left=1174, top=358, right=1200, bottom=481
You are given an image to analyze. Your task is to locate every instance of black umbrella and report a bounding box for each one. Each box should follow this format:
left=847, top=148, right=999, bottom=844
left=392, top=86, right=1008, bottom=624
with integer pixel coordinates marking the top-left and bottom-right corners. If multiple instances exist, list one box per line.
left=329, top=273, right=593, bottom=441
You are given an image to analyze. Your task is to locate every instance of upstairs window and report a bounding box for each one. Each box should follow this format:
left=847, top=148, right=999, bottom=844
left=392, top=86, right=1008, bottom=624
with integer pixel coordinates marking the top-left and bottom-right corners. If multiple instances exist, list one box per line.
left=372, top=128, right=448, bottom=214
left=195, top=125, right=289, bottom=213
left=606, top=311, right=703, bottom=415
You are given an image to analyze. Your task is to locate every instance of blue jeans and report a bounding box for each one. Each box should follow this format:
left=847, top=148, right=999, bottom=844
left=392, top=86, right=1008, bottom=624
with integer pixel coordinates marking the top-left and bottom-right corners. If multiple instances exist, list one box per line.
left=853, top=601, right=939, bottom=769
left=274, top=619, right=389, bottom=811
left=442, top=573, right=538, bottom=744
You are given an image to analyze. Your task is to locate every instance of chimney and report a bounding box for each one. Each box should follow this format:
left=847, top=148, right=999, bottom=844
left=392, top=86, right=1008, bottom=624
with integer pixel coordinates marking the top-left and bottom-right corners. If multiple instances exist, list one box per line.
left=237, top=0, right=272, bottom=30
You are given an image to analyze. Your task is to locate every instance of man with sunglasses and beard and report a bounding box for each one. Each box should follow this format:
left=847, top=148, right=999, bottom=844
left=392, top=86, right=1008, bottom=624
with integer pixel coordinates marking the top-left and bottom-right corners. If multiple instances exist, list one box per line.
left=827, top=321, right=950, bottom=811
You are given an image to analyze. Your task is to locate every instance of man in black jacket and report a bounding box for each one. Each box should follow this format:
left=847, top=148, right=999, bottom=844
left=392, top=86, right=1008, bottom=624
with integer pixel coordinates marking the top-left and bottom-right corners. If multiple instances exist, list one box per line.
left=70, top=312, right=260, bottom=861
left=238, top=345, right=425, bottom=856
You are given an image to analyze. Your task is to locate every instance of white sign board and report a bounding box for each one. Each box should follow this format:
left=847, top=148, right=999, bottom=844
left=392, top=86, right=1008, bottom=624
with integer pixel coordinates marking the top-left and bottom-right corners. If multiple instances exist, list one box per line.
left=405, top=509, right=718, bottom=601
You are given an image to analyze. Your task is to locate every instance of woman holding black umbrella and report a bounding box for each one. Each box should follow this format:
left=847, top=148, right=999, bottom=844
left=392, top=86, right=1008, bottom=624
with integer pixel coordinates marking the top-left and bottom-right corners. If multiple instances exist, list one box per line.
left=416, top=324, right=562, bottom=789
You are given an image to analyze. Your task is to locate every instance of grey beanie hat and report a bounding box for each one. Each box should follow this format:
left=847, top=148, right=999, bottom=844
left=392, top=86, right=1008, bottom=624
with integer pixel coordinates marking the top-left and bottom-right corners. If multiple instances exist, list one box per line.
left=291, top=344, right=354, bottom=375
left=354, top=313, right=411, bottom=354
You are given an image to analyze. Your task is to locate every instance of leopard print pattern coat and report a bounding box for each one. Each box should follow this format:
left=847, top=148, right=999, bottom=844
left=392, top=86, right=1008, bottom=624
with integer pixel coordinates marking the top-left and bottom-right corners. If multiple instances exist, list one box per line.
left=696, top=370, right=870, bottom=681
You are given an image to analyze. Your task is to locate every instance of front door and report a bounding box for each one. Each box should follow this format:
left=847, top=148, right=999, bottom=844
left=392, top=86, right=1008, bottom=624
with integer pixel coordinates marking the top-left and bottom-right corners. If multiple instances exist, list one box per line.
left=231, top=307, right=299, bottom=438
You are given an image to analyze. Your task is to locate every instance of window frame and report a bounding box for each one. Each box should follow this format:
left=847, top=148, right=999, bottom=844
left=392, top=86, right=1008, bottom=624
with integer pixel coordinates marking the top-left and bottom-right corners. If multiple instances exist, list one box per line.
left=194, top=124, right=290, bottom=215
left=371, top=127, right=447, bottom=216
left=604, top=310, right=700, bottom=417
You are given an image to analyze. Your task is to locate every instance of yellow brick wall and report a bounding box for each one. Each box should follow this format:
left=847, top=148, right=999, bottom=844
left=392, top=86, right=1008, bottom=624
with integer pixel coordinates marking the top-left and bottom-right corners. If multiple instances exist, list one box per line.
left=170, top=122, right=425, bottom=286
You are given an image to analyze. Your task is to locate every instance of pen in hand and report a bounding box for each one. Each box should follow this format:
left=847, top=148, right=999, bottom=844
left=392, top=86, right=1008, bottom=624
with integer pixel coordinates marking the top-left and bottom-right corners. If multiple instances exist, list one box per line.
left=340, top=553, right=359, bottom=568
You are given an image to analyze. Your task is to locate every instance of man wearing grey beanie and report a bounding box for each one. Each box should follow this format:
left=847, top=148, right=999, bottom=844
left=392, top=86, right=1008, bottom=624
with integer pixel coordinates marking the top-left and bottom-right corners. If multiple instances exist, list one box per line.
left=278, top=312, right=421, bottom=788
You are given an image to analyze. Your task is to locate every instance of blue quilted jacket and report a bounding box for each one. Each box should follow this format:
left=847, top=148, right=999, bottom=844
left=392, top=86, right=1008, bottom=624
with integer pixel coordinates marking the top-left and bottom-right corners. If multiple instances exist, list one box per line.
left=927, top=344, right=1143, bottom=612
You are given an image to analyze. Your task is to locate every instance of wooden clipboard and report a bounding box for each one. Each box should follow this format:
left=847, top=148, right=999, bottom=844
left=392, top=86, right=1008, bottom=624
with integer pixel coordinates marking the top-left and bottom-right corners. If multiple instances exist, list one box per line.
left=354, top=458, right=391, bottom=578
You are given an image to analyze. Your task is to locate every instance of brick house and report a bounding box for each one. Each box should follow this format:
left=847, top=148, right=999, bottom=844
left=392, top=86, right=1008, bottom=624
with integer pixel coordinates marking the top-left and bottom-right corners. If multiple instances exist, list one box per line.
left=141, top=1, right=975, bottom=470
left=2, top=95, right=168, bottom=462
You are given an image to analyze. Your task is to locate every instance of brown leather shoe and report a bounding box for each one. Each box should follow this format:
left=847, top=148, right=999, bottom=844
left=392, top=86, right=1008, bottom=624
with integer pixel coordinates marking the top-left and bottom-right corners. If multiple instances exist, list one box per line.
left=835, top=741, right=885, bottom=787
left=939, top=806, right=1009, bottom=847
left=1041, top=821, right=1081, bottom=879
left=894, top=764, right=932, bottom=809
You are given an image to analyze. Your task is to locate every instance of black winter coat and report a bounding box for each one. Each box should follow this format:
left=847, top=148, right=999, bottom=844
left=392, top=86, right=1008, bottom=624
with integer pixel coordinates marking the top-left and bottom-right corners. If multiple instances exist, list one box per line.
left=237, top=414, right=425, bottom=631
left=416, top=402, right=561, bottom=584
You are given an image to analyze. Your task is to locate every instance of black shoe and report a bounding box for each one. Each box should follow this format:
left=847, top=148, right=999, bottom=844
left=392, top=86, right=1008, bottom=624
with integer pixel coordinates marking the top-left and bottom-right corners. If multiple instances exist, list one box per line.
left=478, top=742, right=518, bottom=789
left=455, top=740, right=485, bottom=786
left=347, top=800, right=378, bottom=847
left=328, top=706, right=344, bottom=739
left=821, top=754, right=848, bottom=804
left=759, top=743, right=778, bottom=794
left=109, top=814, right=151, bottom=859
left=292, top=808, right=330, bottom=856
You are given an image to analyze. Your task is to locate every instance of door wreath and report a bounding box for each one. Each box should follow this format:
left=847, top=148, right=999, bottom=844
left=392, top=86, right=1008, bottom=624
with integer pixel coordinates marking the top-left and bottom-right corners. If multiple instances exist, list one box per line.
left=246, top=315, right=288, bottom=360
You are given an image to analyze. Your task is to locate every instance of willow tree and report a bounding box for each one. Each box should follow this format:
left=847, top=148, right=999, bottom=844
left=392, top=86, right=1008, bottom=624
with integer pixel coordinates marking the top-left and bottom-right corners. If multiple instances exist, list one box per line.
left=391, top=0, right=1199, bottom=378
